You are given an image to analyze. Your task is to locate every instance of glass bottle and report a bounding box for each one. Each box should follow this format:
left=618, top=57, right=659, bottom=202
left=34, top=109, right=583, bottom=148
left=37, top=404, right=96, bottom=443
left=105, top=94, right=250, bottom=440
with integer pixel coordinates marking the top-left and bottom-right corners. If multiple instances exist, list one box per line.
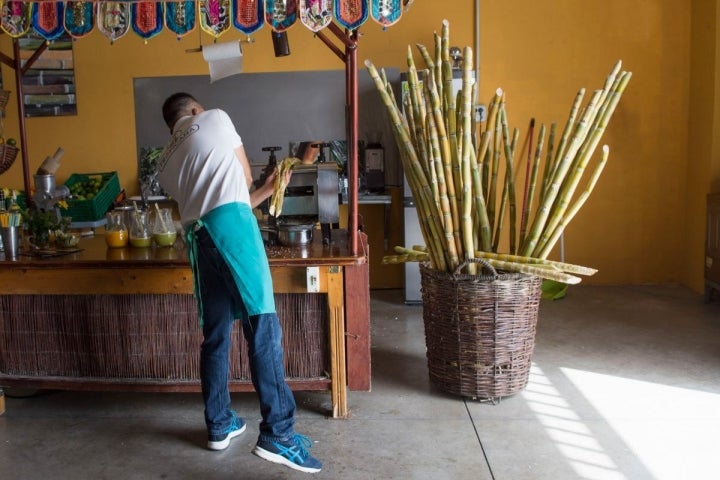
left=151, top=207, right=177, bottom=247
left=9, top=193, right=23, bottom=247
left=128, top=210, right=152, bottom=248
left=105, top=211, right=128, bottom=248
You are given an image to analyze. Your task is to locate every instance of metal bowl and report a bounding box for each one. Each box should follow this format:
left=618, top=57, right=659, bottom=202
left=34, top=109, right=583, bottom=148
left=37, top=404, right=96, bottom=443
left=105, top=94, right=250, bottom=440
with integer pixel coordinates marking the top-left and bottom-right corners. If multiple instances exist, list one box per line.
left=277, top=223, right=314, bottom=246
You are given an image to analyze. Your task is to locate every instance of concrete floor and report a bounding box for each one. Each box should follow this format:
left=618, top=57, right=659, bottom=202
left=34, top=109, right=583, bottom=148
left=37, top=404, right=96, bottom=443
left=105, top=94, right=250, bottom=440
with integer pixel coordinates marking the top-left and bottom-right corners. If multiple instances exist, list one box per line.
left=1, top=284, right=719, bottom=480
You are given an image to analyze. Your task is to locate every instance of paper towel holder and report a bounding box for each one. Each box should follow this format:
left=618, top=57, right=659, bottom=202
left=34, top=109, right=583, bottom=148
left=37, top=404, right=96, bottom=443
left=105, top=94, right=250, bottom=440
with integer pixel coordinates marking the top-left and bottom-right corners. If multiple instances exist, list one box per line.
left=185, top=36, right=255, bottom=54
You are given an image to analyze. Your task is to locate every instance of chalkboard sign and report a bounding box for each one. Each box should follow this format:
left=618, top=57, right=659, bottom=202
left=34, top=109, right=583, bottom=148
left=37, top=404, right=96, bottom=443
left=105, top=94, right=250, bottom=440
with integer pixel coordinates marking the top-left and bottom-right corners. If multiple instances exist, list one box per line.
left=133, top=69, right=400, bottom=182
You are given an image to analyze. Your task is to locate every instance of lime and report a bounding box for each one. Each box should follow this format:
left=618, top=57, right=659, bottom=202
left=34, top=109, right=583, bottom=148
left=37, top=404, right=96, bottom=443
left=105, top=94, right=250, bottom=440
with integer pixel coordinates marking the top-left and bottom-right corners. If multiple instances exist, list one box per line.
left=6, top=138, right=16, bottom=146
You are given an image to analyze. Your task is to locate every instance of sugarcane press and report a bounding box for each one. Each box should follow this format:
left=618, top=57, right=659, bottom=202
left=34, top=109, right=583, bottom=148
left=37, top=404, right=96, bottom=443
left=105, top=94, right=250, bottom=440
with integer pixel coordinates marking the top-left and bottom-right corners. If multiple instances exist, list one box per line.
left=279, top=161, right=339, bottom=246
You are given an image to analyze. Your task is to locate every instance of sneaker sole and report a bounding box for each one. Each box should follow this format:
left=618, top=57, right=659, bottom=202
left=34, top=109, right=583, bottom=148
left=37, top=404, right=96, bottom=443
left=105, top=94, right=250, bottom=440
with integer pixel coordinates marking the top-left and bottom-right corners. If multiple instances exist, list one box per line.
left=207, top=423, right=247, bottom=451
left=252, top=445, right=321, bottom=473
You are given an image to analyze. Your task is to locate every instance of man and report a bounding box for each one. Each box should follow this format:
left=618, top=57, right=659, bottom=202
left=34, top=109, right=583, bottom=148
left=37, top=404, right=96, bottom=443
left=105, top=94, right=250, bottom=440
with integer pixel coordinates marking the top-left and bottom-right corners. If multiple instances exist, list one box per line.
left=156, top=92, right=322, bottom=474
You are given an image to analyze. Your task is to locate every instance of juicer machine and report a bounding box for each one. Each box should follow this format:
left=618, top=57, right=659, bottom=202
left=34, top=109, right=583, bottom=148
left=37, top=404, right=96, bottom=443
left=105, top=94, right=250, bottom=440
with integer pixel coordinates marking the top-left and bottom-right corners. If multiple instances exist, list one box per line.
left=280, top=162, right=340, bottom=245
left=33, top=173, right=70, bottom=213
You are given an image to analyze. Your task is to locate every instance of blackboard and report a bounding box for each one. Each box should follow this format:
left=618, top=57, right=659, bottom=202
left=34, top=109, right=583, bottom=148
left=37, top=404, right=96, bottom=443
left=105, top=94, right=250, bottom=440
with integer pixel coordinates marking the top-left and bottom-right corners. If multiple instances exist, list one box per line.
left=133, top=68, right=400, bottom=183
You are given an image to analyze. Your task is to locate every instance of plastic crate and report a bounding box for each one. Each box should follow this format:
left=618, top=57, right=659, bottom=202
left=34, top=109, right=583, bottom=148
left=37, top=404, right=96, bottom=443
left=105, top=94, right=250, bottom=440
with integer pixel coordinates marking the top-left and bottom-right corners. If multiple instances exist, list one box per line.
left=61, top=171, right=120, bottom=222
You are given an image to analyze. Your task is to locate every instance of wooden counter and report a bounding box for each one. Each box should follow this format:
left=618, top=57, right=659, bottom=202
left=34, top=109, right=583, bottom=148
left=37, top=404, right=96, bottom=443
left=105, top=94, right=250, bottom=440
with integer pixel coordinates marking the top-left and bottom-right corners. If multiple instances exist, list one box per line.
left=0, top=229, right=370, bottom=418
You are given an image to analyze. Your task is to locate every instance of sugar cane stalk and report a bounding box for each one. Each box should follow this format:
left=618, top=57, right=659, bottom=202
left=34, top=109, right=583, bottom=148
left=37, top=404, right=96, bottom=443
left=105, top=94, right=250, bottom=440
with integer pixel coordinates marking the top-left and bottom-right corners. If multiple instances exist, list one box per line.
left=520, top=123, right=546, bottom=247
left=541, top=122, right=557, bottom=197
left=536, top=145, right=610, bottom=259
left=424, top=86, right=458, bottom=269
left=460, top=46, right=476, bottom=272
left=500, top=107, right=518, bottom=254
left=473, top=250, right=597, bottom=276
left=365, top=61, right=448, bottom=271
left=543, top=88, right=585, bottom=201
left=533, top=71, right=631, bottom=257
left=482, top=257, right=582, bottom=284
left=522, top=88, right=602, bottom=256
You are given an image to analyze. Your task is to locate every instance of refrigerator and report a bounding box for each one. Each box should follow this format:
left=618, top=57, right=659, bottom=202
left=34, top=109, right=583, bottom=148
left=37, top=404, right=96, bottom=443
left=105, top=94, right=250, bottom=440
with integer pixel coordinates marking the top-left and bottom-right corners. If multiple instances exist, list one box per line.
left=401, top=71, right=466, bottom=304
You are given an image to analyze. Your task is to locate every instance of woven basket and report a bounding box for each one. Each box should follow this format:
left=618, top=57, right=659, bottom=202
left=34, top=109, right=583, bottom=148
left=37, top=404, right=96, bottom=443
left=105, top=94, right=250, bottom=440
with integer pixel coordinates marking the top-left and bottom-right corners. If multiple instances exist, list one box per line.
left=420, top=258, right=542, bottom=399
left=0, top=90, right=10, bottom=111
left=0, top=143, right=19, bottom=175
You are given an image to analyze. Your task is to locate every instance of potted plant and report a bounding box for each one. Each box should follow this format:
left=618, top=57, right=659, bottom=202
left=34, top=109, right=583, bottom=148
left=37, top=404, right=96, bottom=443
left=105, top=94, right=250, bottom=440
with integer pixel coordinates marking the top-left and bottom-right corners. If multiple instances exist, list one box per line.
left=22, top=209, right=70, bottom=249
left=366, top=21, right=631, bottom=399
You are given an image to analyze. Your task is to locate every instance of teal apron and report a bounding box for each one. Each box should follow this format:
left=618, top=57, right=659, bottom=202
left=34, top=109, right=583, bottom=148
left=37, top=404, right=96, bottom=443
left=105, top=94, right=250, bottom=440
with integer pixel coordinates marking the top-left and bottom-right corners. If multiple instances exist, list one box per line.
left=186, top=202, right=276, bottom=325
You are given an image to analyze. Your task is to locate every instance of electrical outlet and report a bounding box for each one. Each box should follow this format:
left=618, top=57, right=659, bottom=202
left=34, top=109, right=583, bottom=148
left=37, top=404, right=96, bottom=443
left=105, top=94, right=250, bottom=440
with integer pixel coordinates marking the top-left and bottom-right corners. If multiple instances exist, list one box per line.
left=306, top=266, right=320, bottom=293
left=475, top=104, right=487, bottom=122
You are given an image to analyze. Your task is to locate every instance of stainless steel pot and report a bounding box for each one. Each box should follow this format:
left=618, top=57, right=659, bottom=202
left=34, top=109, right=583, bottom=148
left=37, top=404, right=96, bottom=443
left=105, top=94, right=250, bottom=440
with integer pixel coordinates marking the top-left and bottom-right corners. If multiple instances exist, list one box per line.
left=277, top=223, right=314, bottom=246
left=259, top=225, right=278, bottom=245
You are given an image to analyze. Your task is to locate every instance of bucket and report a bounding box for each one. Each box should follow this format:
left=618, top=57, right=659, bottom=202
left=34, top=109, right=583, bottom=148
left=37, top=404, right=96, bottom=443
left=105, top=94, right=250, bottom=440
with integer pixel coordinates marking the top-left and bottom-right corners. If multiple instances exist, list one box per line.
left=420, top=258, right=542, bottom=399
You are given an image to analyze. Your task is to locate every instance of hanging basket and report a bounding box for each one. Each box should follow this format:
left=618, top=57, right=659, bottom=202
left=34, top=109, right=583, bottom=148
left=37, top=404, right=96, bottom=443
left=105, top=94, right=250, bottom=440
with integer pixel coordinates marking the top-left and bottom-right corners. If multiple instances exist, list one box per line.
left=0, top=90, right=10, bottom=111
left=420, top=258, right=542, bottom=400
left=0, top=143, right=19, bottom=175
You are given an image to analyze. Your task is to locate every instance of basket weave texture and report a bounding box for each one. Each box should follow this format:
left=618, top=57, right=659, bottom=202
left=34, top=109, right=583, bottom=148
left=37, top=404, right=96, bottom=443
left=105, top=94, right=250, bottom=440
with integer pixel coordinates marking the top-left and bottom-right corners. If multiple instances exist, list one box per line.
left=420, top=260, right=542, bottom=399
left=0, top=90, right=9, bottom=110
left=0, top=293, right=329, bottom=382
left=0, top=143, right=19, bottom=175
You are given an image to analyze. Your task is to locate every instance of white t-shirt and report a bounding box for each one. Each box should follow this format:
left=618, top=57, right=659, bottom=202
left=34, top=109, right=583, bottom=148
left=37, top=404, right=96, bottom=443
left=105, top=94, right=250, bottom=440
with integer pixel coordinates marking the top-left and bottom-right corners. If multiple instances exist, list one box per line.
left=156, top=108, right=251, bottom=226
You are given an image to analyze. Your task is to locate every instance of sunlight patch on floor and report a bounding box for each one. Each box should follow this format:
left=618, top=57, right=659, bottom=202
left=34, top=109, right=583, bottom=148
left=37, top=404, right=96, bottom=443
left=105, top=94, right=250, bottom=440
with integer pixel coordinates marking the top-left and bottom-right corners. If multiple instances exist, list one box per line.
left=522, top=365, right=627, bottom=480
left=561, top=367, right=720, bottom=480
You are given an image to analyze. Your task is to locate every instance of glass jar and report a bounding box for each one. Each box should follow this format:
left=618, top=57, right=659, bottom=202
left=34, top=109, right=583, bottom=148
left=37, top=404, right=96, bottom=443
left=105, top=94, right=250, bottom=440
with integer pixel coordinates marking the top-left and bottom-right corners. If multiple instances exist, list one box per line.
left=128, top=210, right=152, bottom=248
left=151, top=207, right=177, bottom=247
left=105, top=211, right=128, bottom=248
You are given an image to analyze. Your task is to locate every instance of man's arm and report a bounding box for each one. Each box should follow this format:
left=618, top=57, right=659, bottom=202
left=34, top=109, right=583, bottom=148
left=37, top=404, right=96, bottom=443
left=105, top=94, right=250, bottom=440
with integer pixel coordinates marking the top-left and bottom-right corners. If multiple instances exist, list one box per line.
left=234, top=145, right=253, bottom=189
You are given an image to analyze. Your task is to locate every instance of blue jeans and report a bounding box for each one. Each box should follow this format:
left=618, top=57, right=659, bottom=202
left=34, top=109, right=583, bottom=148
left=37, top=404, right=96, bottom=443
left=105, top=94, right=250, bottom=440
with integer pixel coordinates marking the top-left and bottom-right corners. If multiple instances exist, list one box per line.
left=195, top=227, right=296, bottom=441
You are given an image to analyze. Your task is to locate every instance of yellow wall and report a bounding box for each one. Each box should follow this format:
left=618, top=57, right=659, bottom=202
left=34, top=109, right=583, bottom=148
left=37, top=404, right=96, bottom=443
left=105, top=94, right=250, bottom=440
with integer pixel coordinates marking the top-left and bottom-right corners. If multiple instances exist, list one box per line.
left=0, top=1, right=711, bottom=289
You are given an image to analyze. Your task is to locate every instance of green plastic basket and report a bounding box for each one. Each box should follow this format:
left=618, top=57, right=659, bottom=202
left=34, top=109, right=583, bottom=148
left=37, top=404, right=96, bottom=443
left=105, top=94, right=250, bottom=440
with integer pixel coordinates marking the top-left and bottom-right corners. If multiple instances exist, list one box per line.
left=61, top=171, right=120, bottom=222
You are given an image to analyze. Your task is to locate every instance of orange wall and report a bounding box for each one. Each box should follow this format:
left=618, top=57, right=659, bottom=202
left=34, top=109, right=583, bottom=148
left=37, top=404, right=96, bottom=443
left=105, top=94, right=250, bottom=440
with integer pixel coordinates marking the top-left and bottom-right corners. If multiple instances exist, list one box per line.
left=685, top=0, right=718, bottom=293
left=0, top=1, right=705, bottom=288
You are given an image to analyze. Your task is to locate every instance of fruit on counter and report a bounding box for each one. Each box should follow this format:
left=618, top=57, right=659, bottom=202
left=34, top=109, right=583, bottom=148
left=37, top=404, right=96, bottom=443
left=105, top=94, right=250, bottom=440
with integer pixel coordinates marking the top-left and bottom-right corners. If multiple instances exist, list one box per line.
left=54, top=230, right=80, bottom=248
left=129, top=236, right=152, bottom=248
left=153, top=231, right=177, bottom=247
left=6, top=138, right=16, bottom=146
left=105, top=228, right=128, bottom=248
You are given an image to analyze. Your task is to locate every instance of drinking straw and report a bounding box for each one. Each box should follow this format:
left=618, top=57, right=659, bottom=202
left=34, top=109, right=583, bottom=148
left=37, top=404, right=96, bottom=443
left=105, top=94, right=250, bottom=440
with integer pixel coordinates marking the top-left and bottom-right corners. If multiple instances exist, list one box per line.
left=132, top=200, right=143, bottom=231
left=154, top=202, right=168, bottom=232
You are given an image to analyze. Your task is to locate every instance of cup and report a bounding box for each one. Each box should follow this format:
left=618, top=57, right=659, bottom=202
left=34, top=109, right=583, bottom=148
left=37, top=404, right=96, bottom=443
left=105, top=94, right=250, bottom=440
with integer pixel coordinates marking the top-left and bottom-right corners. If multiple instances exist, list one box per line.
left=1, top=225, right=19, bottom=260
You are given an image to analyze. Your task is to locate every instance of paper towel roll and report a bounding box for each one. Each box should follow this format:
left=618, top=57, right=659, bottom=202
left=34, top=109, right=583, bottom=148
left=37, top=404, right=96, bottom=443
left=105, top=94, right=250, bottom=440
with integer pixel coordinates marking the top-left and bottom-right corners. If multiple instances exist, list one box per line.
left=202, top=41, right=243, bottom=83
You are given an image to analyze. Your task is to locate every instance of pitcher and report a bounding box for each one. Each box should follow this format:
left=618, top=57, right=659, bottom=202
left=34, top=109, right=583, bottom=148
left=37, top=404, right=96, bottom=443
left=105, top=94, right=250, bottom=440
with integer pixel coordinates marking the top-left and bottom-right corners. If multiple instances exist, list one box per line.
left=151, top=207, right=177, bottom=247
left=105, top=211, right=128, bottom=248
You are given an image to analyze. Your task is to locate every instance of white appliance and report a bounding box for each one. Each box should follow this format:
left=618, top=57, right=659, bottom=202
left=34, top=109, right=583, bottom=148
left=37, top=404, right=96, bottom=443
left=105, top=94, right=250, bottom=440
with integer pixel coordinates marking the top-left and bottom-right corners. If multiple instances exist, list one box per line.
left=401, top=71, right=466, bottom=304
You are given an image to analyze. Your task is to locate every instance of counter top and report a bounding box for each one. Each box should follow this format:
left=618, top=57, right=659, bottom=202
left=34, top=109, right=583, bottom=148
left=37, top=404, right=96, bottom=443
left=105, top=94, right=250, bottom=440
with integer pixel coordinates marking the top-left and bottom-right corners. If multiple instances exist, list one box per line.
left=0, top=228, right=366, bottom=269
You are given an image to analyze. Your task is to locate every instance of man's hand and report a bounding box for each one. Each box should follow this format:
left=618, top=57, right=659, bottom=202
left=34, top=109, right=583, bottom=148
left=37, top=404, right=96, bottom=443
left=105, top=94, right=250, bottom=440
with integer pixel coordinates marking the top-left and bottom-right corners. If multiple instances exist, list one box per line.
left=249, top=168, right=292, bottom=209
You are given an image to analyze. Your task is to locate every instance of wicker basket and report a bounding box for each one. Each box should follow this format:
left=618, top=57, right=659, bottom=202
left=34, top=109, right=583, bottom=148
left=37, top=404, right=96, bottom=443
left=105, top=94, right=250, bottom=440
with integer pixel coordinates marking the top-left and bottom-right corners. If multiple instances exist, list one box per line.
left=0, top=90, right=10, bottom=111
left=0, top=143, right=19, bottom=175
left=420, top=258, right=542, bottom=399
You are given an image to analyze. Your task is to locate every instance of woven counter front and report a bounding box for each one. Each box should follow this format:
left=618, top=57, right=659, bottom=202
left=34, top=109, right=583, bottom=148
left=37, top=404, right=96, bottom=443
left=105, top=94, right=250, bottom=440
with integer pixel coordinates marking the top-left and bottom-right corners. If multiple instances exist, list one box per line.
left=0, top=230, right=370, bottom=418
left=420, top=262, right=542, bottom=400
left=0, top=293, right=327, bottom=385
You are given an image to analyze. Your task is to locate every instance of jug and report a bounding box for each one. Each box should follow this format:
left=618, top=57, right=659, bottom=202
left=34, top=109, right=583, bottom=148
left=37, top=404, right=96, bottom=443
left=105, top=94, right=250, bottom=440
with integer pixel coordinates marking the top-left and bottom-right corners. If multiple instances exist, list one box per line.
left=129, top=210, right=151, bottom=248
left=151, top=207, right=177, bottom=247
left=105, top=211, right=128, bottom=248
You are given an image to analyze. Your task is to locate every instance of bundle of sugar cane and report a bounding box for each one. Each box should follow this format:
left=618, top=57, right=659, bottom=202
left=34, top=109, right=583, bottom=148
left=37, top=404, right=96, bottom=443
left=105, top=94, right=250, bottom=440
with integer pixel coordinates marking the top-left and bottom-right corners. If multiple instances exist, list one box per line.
left=382, top=246, right=595, bottom=284
left=366, top=19, right=631, bottom=281
left=268, top=157, right=301, bottom=217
